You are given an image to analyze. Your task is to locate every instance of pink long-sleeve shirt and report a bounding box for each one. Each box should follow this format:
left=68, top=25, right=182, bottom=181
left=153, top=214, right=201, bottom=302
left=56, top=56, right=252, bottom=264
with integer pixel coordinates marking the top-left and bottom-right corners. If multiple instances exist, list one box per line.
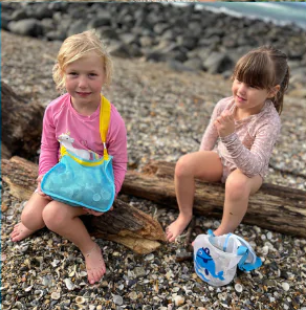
left=200, top=96, right=281, bottom=181
left=39, top=93, right=128, bottom=196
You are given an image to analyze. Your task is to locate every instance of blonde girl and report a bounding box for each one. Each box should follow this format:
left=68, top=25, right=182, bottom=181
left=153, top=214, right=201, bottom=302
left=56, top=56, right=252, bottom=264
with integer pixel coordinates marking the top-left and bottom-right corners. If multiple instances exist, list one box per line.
left=11, top=30, right=128, bottom=284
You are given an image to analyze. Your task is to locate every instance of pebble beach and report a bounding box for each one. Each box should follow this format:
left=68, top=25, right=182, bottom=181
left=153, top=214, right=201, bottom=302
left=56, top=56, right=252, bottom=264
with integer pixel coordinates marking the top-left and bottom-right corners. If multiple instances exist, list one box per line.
left=1, top=8, right=306, bottom=310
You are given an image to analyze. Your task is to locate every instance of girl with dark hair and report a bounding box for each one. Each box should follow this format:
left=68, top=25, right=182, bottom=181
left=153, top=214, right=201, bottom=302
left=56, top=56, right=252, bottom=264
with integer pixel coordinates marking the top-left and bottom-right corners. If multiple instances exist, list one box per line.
left=167, top=46, right=289, bottom=242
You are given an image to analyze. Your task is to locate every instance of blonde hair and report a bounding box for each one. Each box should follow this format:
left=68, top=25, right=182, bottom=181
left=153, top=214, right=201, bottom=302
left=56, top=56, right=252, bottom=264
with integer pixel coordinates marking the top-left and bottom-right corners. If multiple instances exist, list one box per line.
left=232, top=46, right=289, bottom=115
left=53, top=29, right=113, bottom=93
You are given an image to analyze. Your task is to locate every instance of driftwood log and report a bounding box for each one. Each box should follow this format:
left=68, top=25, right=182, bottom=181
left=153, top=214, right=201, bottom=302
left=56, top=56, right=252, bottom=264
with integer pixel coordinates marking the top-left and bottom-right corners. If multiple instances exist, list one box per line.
left=121, top=161, right=306, bottom=238
left=1, top=82, right=44, bottom=159
left=1, top=156, right=167, bottom=254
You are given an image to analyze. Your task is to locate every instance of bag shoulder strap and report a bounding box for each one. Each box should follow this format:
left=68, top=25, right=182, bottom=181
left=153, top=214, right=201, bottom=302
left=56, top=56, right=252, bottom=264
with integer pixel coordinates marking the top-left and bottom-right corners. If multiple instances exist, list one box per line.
left=100, top=95, right=111, bottom=160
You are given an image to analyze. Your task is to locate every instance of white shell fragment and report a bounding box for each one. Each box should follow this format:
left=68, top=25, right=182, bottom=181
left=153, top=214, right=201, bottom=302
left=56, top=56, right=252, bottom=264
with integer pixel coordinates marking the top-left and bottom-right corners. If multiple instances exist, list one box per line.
left=282, top=282, right=290, bottom=291
left=174, top=295, right=185, bottom=306
left=51, top=291, right=61, bottom=300
left=235, top=284, right=243, bottom=293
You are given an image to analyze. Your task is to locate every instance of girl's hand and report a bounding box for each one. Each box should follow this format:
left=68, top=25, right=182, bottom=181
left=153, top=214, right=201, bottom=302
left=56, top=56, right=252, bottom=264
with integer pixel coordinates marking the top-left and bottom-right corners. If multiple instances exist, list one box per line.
left=36, top=175, right=52, bottom=200
left=214, top=110, right=235, bottom=137
left=83, top=206, right=114, bottom=216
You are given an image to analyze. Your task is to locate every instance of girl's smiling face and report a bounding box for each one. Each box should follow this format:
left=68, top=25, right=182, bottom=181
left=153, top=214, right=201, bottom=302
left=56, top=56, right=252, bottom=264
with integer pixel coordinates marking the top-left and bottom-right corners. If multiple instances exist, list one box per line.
left=65, top=51, right=105, bottom=112
left=232, top=78, right=279, bottom=116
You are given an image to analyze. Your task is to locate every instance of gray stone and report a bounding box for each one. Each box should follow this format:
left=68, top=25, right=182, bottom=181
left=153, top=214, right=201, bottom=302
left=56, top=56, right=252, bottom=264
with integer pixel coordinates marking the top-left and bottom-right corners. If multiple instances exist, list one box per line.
left=8, top=19, right=43, bottom=37
left=203, top=52, right=233, bottom=74
left=183, top=58, right=203, bottom=72
left=11, top=9, right=28, bottom=21
left=87, top=11, right=111, bottom=29
left=134, top=267, right=146, bottom=278
left=67, top=20, right=88, bottom=37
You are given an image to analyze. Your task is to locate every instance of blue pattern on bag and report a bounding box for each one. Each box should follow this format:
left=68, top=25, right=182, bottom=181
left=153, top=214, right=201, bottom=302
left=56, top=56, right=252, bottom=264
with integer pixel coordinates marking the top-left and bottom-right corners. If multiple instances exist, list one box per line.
left=41, top=150, right=115, bottom=212
left=195, top=247, right=225, bottom=281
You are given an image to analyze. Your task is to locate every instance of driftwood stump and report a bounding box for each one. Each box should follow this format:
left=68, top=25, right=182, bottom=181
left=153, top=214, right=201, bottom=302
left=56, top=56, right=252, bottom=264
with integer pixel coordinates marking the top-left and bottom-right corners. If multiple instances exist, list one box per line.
left=1, top=82, right=44, bottom=159
left=121, top=161, right=306, bottom=238
left=1, top=156, right=167, bottom=254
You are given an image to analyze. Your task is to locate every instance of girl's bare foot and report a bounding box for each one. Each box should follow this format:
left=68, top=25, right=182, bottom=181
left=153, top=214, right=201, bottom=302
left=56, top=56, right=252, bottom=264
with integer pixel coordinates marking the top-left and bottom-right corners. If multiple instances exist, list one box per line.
left=166, top=214, right=193, bottom=242
left=11, top=222, right=36, bottom=242
left=83, top=243, right=106, bottom=284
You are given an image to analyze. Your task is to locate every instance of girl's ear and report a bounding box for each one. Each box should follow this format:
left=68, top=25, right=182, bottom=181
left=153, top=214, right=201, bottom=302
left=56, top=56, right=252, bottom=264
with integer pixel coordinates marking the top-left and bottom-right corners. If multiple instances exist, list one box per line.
left=268, top=85, right=280, bottom=98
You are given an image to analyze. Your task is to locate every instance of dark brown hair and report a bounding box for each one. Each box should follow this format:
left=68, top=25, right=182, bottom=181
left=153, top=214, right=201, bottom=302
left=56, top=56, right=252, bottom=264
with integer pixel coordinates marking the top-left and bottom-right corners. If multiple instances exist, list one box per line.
left=232, top=46, right=289, bottom=115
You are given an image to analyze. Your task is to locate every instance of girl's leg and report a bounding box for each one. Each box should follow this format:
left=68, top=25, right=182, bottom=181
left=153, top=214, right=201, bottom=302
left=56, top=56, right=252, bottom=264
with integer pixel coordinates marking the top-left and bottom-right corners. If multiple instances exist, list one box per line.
left=214, top=169, right=262, bottom=236
left=167, top=151, right=223, bottom=242
left=11, top=193, right=50, bottom=242
left=42, top=202, right=105, bottom=284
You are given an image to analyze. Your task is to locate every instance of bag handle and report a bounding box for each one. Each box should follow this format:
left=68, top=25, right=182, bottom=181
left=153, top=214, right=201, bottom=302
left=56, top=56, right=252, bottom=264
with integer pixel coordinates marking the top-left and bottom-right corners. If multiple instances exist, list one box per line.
left=99, top=96, right=111, bottom=160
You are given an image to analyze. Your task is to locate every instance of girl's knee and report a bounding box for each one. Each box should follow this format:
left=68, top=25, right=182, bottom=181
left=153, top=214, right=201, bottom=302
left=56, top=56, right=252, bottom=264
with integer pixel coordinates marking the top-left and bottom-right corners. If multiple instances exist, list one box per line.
left=42, top=202, right=67, bottom=231
left=175, top=155, right=193, bottom=178
left=21, top=201, right=44, bottom=229
left=226, top=173, right=250, bottom=200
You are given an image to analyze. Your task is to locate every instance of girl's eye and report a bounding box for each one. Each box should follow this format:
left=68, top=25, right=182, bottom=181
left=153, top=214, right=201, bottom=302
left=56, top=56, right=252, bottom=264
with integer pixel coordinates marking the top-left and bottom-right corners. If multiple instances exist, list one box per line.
left=89, top=73, right=97, bottom=77
left=68, top=72, right=78, bottom=76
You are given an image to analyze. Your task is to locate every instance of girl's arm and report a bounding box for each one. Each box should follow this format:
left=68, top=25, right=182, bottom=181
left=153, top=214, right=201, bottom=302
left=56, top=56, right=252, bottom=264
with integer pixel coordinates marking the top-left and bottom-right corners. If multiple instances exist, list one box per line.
left=107, top=112, right=128, bottom=197
left=39, top=107, right=59, bottom=176
left=220, top=119, right=281, bottom=177
left=199, top=101, right=222, bottom=151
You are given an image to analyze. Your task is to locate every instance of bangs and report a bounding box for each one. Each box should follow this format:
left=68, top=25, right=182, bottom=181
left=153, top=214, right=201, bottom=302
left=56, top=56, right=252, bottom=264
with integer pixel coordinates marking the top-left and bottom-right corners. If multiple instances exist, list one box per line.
left=233, top=52, right=275, bottom=89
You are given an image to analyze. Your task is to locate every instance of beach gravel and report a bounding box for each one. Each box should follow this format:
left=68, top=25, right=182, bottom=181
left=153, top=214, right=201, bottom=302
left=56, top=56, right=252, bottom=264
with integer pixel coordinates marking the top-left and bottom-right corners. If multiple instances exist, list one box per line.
left=1, top=30, right=306, bottom=310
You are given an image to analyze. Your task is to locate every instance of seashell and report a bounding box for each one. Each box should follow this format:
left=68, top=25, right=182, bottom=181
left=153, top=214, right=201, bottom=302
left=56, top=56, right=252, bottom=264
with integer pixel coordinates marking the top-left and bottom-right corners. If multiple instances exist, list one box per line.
left=51, top=291, right=61, bottom=300
left=34, top=290, right=44, bottom=300
left=235, top=283, right=243, bottom=293
left=282, top=282, right=290, bottom=291
left=267, top=232, right=273, bottom=240
left=144, top=253, right=154, bottom=261
left=51, top=259, right=60, bottom=267
left=78, top=271, right=88, bottom=278
left=64, top=278, right=76, bottom=291
left=172, top=287, right=180, bottom=293
left=112, top=251, right=121, bottom=257
left=24, top=286, right=33, bottom=292
left=75, top=296, right=85, bottom=304
left=262, top=246, right=269, bottom=256
left=174, top=295, right=185, bottom=306
left=128, top=291, right=138, bottom=301
left=69, top=270, right=75, bottom=278
left=1, top=253, right=7, bottom=262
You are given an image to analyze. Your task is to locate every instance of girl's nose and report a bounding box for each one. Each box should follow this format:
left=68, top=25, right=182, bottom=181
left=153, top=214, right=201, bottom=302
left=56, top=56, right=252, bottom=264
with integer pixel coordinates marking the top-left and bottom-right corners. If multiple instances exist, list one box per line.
left=238, top=83, right=247, bottom=94
left=78, top=76, right=88, bottom=88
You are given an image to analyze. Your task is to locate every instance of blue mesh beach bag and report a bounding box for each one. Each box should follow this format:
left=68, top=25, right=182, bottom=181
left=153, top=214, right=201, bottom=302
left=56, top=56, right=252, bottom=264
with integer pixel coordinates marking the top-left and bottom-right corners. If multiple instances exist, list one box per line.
left=41, top=96, right=115, bottom=212
left=194, top=230, right=262, bottom=286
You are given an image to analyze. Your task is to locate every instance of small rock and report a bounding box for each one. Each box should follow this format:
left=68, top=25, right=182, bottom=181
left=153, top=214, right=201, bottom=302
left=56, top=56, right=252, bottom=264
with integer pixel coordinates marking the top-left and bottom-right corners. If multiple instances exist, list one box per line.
left=112, top=294, right=123, bottom=306
left=174, top=295, right=185, bottom=307
left=134, top=267, right=146, bottom=278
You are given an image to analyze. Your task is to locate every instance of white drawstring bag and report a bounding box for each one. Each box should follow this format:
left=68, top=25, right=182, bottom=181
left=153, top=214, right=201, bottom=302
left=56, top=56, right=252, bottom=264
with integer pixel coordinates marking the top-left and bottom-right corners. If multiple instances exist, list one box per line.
left=194, top=230, right=262, bottom=286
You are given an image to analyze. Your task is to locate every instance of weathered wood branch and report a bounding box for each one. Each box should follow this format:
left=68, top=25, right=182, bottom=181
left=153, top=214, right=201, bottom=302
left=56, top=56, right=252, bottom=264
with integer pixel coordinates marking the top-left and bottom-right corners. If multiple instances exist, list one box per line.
left=1, top=82, right=44, bottom=159
left=121, top=161, right=306, bottom=238
left=1, top=156, right=167, bottom=254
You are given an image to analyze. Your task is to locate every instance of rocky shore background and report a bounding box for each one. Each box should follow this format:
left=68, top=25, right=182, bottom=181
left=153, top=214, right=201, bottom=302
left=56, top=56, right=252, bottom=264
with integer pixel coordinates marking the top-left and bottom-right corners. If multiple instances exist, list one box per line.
left=1, top=2, right=306, bottom=95
left=1, top=2, right=306, bottom=310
